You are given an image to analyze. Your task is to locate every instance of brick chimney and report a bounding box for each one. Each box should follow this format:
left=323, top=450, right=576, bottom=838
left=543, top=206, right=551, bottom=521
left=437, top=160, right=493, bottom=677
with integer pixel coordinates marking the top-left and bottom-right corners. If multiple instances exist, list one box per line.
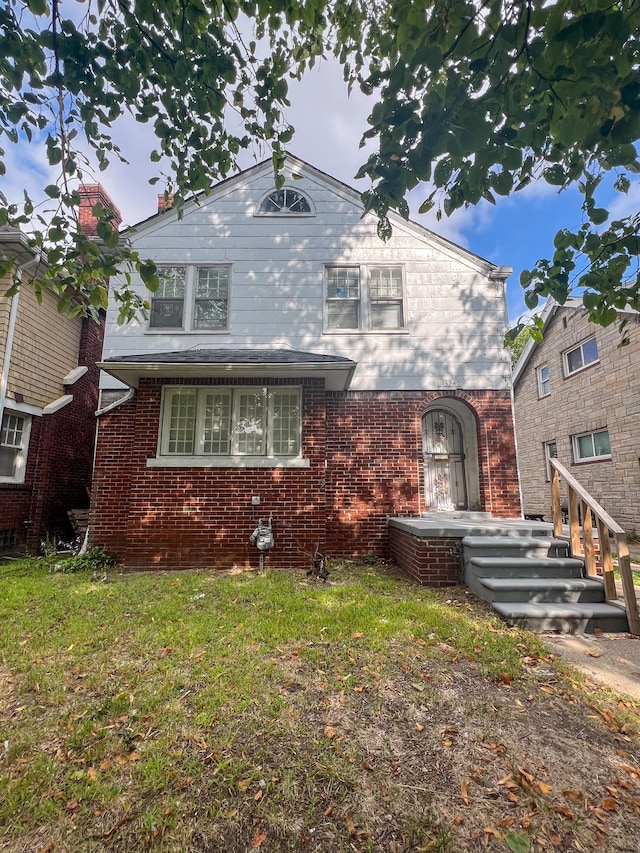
left=157, top=192, right=174, bottom=214
left=78, top=184, right=122, bottom=236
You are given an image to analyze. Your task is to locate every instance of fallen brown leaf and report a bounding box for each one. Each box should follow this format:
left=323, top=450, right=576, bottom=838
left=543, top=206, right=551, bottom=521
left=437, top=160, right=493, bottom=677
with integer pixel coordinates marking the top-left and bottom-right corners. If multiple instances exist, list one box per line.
left=601, top=797, right=617, bottom=812
left=251, top=831, right=267, bottom=848
left=461, top=779, right=470, bottom=804
left=324, top=725, right=338, bottom=739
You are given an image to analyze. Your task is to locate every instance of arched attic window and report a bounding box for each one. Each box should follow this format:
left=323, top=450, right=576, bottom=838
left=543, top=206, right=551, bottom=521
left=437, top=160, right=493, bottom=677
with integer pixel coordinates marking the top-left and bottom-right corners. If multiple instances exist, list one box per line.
left=256, top=187, right=313, bottom=215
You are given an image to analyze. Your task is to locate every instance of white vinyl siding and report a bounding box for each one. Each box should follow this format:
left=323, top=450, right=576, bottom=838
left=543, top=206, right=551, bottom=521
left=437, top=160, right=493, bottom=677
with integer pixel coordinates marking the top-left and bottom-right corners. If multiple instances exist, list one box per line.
left=150, top=265, right=230, bottom=331
left=573, top=428, right=611, bottom=462
left=160, top=387, right=301, bottom=459
left=0, top=411, right=31, bottom=483
left=564, top=337, right=599, bottom=376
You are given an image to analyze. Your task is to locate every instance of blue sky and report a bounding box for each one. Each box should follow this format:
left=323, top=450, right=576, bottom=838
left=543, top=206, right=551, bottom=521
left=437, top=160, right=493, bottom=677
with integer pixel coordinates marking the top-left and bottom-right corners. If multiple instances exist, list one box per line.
left=4, top=55, right=633, bottom=324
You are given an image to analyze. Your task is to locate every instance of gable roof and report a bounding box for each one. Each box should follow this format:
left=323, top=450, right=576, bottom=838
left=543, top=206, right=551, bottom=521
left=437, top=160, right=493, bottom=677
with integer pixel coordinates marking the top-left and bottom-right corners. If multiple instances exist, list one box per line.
left=124, top=153, right=510, bottom=278
left=99, top=348, right=357, bottom=391
left=511, top=299, right=580, bottom=387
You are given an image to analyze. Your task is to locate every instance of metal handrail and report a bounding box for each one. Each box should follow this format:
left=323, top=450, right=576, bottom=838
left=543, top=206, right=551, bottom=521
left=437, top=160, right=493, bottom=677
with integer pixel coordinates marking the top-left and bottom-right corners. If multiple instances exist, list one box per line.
left=549, top=457, right=640, bottom=635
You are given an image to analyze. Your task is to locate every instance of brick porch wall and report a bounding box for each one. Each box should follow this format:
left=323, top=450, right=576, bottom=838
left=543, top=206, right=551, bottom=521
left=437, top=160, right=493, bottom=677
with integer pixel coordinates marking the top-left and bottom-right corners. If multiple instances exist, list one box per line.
left=388, top=528, right=463, bottom=586
left=90, top=384, right=520, bottom=572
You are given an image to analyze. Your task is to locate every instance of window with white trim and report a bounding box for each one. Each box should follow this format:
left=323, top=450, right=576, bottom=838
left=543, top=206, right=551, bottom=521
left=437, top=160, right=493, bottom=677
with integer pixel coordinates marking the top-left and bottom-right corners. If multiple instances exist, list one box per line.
left=160, top=386, right=301, bottom=458
left=573, top=428, right=611, bottom=462
left=544, top=440, right=557, bottom=481
left=563, top=336, right=598, bottom=376
left=0, top=411, right=31, bottom=483
left=149, top=265, right=230, bottom=331
left=257, top=188, right=312, bottom=214
left=537, top=364, right=551, bottom=397
left=325, top=265, right=405, bottom=331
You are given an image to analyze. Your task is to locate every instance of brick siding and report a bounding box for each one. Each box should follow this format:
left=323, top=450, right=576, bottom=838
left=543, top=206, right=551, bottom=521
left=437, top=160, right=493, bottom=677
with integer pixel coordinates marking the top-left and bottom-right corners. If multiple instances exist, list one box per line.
left=90, top=383, right=520, bottom=572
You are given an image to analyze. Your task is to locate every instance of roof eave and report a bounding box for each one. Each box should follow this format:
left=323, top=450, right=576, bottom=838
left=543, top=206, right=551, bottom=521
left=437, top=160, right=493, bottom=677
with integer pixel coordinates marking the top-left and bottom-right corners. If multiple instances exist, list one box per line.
left=97, top=360, right=357, bottom=392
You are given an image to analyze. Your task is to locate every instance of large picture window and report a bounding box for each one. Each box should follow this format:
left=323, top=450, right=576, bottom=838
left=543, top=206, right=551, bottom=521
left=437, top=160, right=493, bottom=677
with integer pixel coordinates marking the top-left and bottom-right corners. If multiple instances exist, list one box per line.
left=326, top=265, right=405, bottom=331
left=160, top=386, right=301, bottom=458
left=0, top=411, right=31, bottom=483
left=149, top=265, right=230, bottom=331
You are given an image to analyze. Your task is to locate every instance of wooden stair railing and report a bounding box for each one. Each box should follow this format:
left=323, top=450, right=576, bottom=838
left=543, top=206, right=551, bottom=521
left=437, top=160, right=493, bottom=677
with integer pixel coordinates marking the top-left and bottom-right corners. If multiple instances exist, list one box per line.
left=550, top=458, right=640, bottom=635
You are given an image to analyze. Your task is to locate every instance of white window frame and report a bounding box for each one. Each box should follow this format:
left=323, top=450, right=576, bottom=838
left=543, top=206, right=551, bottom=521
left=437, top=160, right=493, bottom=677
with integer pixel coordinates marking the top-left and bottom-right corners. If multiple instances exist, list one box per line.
left=156, top=386, right=305, bottom=467
left=148, top=265, right=231, bottom=333
left=572, top=428, right=611, bottom=463
left=544, top=440, right=557, bottom=481
left=563, top=336, right=599, bottom=377
left=256, top=187, right=314, bottom=216
left=537, top=364, right=551, bottom=398
left=324, top=265, right=406, bottom=332
left=0, top=410, right=31, bottom=484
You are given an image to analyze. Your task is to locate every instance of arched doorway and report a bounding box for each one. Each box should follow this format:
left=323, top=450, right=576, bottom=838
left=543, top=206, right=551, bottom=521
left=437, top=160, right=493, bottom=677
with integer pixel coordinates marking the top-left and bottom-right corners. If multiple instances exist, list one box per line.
left=422, top=409, right=468, bottom=510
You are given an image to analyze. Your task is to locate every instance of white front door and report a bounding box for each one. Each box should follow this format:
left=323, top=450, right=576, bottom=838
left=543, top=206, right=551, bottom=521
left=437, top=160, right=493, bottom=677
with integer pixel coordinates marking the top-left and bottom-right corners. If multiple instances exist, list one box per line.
left=423, top=410, right=467, bottom=510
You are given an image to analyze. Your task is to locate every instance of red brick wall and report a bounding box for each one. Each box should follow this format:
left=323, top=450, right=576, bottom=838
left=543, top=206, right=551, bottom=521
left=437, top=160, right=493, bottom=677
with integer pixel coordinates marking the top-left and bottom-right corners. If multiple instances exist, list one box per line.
left=1, top=314, right=104, bottom=551
left=90, top=378, right=328, bottom=571
left=90, top=383, right=520, bottom=572
left=388, top=528, right=462, bottom=586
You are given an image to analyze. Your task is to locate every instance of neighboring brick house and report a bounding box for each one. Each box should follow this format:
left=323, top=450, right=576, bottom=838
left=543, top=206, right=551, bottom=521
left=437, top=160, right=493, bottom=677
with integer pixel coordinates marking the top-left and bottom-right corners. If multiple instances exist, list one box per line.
left=0, top=187, right=119, bottom=552
left=512, top=298, right=640, bottom=532
left=91, top=155, right=521, bottom=571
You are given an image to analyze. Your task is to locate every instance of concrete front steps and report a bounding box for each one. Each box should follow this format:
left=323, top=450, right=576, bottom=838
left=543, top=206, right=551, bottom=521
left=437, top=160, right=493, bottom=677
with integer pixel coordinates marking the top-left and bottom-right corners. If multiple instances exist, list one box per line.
left=463, top=534, right=629, bottom=634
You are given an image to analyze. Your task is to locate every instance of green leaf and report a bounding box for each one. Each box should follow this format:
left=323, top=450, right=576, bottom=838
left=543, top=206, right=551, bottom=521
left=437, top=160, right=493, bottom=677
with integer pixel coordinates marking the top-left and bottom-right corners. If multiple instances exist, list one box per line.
left=505, top=832, right=531, bottom=853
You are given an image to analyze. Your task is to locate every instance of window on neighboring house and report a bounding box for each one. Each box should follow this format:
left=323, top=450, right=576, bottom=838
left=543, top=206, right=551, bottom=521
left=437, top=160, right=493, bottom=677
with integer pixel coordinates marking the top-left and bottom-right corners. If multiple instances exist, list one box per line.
left=563, top=336, right=599, bottom=376
left=160, top=386, right=301, bottom=458
left=537, top=364, right=551, bottom=397
left=0, top=410, right=31, bottom=483
left=326, top=265, right=405, bottom=331
left=149, top=265, right=230, bottom=331
left=544, top=440, right=557, bottom=481
left=573, top=428, right=611, bottom=462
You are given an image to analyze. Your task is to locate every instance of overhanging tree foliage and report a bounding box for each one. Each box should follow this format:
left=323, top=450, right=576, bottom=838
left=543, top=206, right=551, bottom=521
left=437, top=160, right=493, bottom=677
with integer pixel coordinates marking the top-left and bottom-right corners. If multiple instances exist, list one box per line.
left=1, top=0, right=639, bottom=325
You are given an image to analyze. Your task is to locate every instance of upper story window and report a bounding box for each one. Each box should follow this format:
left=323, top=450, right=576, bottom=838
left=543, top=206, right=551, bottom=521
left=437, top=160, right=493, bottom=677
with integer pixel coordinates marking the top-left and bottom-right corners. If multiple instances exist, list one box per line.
left=0, top=410, right=31, bottom=483
left=326, top=265, right=405, bottom=331
left=573, top=428, right=611, bottom=462
left=149, top=265, right=230, bottom=331
left=563, top=336, right=599, bottom=376
left=160, top=386, right=301, bottom=458
left=536, top=364, right=551, bottom=397
left=257, top=188, right=312, bottom=215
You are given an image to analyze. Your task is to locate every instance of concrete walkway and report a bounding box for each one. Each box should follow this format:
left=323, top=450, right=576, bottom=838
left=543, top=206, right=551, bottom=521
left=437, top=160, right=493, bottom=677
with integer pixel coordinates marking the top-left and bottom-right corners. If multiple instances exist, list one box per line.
left=544, top=632, right=640, bottom=700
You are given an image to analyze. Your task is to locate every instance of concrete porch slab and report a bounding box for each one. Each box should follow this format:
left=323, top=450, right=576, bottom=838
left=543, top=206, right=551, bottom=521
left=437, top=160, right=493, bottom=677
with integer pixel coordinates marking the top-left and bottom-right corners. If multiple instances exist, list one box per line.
left=389, top=512, right=555, bottom=540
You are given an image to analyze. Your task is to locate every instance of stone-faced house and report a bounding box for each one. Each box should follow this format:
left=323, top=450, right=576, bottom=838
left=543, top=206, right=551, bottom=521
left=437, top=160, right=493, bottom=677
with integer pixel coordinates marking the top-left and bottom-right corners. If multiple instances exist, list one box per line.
left=90, top=155, right=521, bottom=571
left=0, top=187, right=118, bottom=552
left=512, top=298, right=640, bottom=532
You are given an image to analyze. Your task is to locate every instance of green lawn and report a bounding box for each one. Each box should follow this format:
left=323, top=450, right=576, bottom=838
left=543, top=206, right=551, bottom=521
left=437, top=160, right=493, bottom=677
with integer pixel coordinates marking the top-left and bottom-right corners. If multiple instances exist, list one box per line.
left=1, top=558, right=639, bottom=852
